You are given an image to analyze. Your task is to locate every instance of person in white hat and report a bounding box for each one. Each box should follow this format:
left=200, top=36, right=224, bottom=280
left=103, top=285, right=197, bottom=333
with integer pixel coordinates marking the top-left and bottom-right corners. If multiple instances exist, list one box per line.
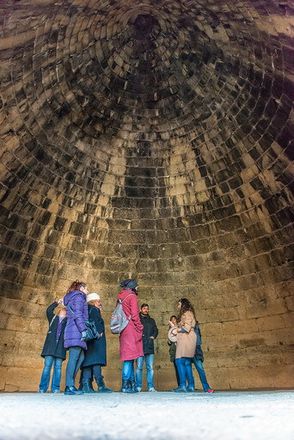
left=80, top=292, right=112, bottom=393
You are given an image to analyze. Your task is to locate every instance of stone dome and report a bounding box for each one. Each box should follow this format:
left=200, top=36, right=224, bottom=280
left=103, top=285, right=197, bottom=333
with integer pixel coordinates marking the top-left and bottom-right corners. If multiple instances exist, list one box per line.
left=0, top=0, right=293, bottom=391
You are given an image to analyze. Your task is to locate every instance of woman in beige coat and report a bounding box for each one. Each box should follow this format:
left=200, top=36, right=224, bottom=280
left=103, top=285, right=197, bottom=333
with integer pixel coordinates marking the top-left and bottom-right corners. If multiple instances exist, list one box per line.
left=172, top=298, right=197, bottom=392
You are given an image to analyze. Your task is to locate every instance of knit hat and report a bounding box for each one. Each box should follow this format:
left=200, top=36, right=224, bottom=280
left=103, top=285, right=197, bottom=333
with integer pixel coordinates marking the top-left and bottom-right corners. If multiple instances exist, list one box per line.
left=87, top=292, right=101, bottom=303
left=120, top=279, right=138, bottom=289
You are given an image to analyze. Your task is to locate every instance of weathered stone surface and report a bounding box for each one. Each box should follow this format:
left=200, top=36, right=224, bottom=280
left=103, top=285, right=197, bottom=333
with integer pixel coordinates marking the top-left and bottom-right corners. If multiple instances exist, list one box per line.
left=0, top=0, right=293, bottom=391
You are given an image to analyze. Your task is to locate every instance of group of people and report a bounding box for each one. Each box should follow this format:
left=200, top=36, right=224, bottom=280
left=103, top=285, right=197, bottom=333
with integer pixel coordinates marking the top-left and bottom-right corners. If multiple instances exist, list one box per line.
left=39, top=278, right=213, bottom=394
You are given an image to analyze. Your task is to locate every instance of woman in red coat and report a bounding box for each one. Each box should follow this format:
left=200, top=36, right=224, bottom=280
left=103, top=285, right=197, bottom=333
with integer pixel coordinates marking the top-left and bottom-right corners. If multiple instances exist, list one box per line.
left=118, top=279, right=143, bottom=393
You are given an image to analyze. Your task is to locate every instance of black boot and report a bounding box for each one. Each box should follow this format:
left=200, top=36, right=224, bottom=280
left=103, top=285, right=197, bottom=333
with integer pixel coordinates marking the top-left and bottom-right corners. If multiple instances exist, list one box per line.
left=130, top=380, right=138, bottom=393
left=82, top=380, right=95, bottom=394
left=121, top=380, right=137, bottom=393
left=121, top=380, right=136, bottom=393
left=121, top=380, right=129, bottom=393
left=89, top=380, right=96, bottom=393
left=97, top=379, right=112, bottom=393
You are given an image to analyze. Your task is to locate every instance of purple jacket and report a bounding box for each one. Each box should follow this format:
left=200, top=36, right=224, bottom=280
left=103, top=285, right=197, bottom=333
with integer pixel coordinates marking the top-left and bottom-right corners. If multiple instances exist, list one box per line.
left=63, top=289, right=88, bottom=350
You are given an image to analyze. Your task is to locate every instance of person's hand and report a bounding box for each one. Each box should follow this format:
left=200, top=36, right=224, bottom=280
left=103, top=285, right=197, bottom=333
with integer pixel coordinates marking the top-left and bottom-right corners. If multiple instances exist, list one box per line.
left=57, top=298, right=64, bottom=305
left=81, top=330, right=88, bottom=341
left=169, top=320, right=176, bottom=327
left=150, top=336, right=154, bottom=339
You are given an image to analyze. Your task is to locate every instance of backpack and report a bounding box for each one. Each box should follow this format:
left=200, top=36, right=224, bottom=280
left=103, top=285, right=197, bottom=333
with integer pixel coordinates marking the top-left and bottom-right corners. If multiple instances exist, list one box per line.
left=110, top=294, right=132, bottom=334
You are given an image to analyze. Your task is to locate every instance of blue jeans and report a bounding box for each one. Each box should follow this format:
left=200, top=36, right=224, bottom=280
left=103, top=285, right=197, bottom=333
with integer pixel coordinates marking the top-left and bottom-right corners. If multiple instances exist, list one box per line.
left=192, top=358, right=211, bottom=391
left=175, top=357, right=195, bottom=389
left=136, top=354, right=155, bottom=389
left=65, top=347, right=85, bottom=387
left=122, top=360, right=135, bottom=382
left=39, top=356, right=63, bottom=392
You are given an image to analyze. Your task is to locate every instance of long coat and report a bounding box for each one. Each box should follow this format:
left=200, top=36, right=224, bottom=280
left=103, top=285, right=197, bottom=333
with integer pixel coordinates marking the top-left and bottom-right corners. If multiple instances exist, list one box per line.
left=140, top=313, right=158, bottom=355
left=41, top=302, right=67, bottom=360
left=63, top=289, right=88, bottom=350
left=82, top=305, right=107, bottom=368
left=194, top=324, right=204, bottom=362
left=118, top=289, right=143, bottom=361
left=176, top=311, right=197, bottom=359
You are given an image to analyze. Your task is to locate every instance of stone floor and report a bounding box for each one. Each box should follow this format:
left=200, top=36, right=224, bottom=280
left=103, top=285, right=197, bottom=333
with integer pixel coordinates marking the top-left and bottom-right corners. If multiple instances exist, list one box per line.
left=0, top=391, right=293, bottom=440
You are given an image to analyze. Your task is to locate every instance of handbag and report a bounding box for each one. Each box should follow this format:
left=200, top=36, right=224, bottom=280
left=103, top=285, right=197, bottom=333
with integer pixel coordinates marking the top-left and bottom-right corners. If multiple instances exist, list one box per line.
left=83, top=318, right=99, bottom=341
left=68, top=305, right=99, bottom=341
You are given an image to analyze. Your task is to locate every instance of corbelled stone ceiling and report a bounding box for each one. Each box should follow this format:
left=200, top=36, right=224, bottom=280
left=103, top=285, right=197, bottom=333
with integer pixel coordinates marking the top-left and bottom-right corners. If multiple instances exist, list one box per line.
left=0, top=0, right=293, bottom=391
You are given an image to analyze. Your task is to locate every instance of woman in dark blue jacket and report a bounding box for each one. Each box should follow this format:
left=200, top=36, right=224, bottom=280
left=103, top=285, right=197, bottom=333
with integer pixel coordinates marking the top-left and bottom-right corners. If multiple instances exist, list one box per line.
left=39, top=300, right=67, bottom=393
left=81, top=292, right=112, bottom=393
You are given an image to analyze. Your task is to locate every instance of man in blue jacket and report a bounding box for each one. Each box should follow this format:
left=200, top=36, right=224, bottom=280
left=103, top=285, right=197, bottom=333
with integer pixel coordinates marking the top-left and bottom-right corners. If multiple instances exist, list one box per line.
left=135, top=304, right=158, bottom=392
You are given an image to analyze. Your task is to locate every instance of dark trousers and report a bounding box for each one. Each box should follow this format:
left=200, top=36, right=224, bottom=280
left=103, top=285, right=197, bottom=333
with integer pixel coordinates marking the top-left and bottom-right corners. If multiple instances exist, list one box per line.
left=173, top=360, right=180, bottom=386
left=82, top=365, right=104, bottom=386
left=65, top=347, right=85, bottom=387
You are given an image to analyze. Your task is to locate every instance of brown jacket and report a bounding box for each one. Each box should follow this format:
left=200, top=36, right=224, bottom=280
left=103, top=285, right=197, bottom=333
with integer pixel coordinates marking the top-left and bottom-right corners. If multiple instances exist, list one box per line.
left=175, top=311, right=197, bottom=359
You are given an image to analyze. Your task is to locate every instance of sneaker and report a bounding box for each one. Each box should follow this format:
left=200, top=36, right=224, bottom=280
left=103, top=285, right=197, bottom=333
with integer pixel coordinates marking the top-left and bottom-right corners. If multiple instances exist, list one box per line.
left=64, top=386, right=83, bottom=395
left=38, top=389, right=46, bottom=393
left=173, top=386, right=187, bottom=393
left=51, top=390, right=60, bottom=394
left=187, top=387, right=195, bottom=392
left=136, top=387, right=142, bottom=392
left=148, top=387, right=156, bottom=392
left=206, top=389, right=214, bottom=394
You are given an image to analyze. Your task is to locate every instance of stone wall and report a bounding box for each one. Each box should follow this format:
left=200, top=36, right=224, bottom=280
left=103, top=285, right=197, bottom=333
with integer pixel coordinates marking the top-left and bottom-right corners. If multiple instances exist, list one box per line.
left=0, top=0, right=293, bottom=391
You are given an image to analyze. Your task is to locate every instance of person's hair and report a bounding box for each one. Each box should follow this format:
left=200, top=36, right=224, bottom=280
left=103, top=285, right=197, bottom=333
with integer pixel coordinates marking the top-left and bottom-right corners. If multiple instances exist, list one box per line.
left=88, top=299, right=98, bottom=306
left=170, top=314, right=177, bottom=321
left=67, top=280, right=87, bottom=293
left=141, top=303, right=149, bottom=309
left=178, top=298, right=196, bottom=320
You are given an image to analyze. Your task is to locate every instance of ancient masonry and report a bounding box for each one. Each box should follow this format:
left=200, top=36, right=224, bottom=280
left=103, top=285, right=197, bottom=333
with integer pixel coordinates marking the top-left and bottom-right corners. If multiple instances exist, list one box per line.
left=0, top=0, right=293, bottom=391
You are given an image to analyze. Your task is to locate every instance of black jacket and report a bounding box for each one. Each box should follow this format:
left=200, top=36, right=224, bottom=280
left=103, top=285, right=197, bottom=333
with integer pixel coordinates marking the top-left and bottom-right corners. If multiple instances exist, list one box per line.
left=82, top=305, right=107, bottom=368
left=140, top=313, right=158, bottom=355
left=194, top=324, right=204, bottom=361
left=41, top=302, right=67, bottom=360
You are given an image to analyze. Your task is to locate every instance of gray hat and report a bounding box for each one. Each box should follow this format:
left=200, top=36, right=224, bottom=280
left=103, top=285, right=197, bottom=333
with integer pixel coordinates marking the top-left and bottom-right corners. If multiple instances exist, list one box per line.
left=120, top=279, right=138, bottom=289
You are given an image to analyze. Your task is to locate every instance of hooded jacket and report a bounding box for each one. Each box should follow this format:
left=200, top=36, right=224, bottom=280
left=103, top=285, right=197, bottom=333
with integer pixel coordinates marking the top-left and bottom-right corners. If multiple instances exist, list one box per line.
left=63, top=289, right=88, bottom=350
left=117, top=288, right=143, bottom=361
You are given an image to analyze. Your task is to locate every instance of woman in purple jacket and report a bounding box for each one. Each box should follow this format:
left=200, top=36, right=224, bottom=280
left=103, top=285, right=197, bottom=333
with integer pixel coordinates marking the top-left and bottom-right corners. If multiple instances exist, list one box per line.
left=63, top=280, right=89, bottom=395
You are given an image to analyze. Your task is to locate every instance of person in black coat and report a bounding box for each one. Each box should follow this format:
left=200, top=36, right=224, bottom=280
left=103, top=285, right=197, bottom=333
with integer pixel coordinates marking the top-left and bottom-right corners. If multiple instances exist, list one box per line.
left=39, top=300, right=67, bottom=393
left=135, top=303, right=158, bottom=392
left=80, top=292, right=112, bottom=393
left=192, top=323, right=214, bottom=393
left=167, top=315, right=180, bottom=386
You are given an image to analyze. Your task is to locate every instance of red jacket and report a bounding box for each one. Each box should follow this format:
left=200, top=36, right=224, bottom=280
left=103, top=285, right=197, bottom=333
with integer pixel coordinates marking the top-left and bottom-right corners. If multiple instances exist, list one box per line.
left=118, top=289, right=143, bottom=361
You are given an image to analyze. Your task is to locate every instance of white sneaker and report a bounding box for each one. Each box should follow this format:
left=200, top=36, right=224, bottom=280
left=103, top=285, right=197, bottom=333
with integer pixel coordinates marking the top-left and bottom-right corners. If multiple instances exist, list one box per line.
left=136, top=387, right=142, bottom=392
left=148, top=387, right=156, bottom=392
